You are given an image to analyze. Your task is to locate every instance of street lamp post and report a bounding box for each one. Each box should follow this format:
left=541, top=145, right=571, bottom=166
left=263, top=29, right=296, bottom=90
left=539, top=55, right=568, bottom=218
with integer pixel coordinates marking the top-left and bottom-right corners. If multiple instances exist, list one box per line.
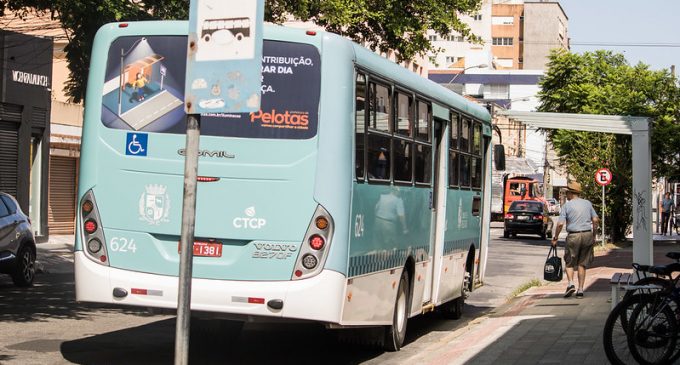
left=446, top=63, right=488, bottom=86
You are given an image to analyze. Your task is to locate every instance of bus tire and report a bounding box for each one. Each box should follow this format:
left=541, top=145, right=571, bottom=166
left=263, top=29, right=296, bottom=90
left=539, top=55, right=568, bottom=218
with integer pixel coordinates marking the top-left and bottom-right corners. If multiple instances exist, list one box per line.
left=439, top=296, right=463, bottom=320
left=384, top=270, right=409, bottom=352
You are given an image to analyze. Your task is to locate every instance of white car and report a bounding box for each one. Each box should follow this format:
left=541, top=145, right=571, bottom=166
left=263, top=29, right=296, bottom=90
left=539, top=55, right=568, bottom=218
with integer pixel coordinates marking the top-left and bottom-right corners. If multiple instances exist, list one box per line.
left=546, top=198, right=560, bottom=215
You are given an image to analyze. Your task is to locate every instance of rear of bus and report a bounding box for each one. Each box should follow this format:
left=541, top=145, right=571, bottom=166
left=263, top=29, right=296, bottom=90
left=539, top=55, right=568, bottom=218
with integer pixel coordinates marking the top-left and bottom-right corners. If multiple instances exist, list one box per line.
left=75, top=21, right=354, bottom=324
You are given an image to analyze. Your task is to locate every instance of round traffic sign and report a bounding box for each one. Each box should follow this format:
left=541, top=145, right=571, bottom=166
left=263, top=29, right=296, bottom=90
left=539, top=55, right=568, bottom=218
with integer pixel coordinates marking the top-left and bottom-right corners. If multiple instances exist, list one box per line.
left=595, top=168, right=613, bottom=186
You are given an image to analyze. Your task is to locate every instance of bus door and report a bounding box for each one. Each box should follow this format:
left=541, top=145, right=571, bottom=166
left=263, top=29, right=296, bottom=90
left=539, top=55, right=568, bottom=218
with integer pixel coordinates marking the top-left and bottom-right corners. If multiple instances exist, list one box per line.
left=424, top=117, right=448, bottom=303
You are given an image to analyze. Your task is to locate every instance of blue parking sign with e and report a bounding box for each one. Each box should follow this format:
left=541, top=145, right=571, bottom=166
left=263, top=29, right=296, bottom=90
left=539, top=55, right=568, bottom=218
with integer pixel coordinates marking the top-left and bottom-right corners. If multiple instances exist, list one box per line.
left=126, top=133, right=148, bottom=156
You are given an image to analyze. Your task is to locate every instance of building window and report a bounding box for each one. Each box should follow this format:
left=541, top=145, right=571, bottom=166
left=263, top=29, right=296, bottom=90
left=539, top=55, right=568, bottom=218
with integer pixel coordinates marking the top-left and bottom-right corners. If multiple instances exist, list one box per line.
left=473, top=14, right=482, bottom=21
left=485, top=83, right=509, bottom=99
left=492, top=16, right=514, bottom=25
left=495, top=58, right=513, bottom=68
left=429, top=35, right=438, bottom=42
left=445, top=56, right=458, bottom=64
left=492, top=37, right=514, bottom=46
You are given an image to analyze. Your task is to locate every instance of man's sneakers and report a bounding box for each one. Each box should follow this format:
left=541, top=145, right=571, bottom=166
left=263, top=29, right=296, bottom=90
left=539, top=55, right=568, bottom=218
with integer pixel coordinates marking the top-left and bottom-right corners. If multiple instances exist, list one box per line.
left=564, top=284, right=576, bottom=298
left=576, top=290, right=584, bottom=299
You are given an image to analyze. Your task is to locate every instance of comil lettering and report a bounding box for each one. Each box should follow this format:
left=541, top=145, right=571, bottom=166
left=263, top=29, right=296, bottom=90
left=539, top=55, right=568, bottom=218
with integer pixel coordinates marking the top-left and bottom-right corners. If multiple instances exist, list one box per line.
left=11, top=70, right=50, bottom=87
left=250, top=109, right=309, bottom=126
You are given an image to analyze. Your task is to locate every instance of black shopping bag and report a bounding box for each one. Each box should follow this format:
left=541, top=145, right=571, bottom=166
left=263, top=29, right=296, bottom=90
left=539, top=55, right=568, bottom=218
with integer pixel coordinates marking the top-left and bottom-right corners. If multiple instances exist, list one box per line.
left=544, top=246, right=563, bottom=282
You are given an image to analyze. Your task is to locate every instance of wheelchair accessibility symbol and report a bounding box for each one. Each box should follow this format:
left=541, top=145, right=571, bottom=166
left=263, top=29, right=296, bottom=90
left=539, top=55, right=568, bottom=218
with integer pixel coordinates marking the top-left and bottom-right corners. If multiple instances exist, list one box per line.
left=126, top=133, right=148, bottom=156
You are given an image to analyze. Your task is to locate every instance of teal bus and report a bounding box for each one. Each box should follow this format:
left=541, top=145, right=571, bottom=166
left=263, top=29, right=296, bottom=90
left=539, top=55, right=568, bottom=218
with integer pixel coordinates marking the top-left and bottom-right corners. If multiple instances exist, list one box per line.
left=75, top=21, right=498, bottom=351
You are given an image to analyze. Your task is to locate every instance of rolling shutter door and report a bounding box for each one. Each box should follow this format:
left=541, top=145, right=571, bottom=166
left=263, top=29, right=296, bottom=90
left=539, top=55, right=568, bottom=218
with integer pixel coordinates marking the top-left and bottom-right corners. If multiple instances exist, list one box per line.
left=48, top=156, right=77, bottom=234
left=0, top=123, right=19, bottom=197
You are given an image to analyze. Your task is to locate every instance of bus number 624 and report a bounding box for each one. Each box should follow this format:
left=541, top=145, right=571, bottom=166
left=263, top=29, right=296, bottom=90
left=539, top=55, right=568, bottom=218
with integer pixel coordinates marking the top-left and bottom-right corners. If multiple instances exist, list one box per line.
left=110, top=237, right=137, bottom=253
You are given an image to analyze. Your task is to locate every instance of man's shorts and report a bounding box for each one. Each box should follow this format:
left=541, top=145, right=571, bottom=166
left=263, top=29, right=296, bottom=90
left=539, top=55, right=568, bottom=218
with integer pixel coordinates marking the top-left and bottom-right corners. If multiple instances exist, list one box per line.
left=564, top=231, right=594, bottom=268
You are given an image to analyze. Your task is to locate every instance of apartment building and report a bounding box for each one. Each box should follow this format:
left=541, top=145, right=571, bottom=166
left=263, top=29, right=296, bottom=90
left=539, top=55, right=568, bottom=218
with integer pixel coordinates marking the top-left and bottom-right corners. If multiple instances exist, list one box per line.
left=523, top=1, right=569, bottom=69
left=427, top=0, right=569, bottom=73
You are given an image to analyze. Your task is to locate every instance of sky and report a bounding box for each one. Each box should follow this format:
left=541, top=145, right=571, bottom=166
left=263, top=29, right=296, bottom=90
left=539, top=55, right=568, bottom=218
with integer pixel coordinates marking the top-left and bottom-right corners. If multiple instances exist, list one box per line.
left=558, top=0, right=680, bottom=71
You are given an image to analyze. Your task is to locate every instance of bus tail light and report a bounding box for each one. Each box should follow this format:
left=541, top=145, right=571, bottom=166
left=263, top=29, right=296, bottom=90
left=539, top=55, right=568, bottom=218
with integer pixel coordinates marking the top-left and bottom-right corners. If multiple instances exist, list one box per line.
left=292, top=205, right=334, bottom=280
left=79, top=190, right=109, bottom=266
left=309, top=235, right=325, bottom=250
left=84, top=220, right=98, bottom=234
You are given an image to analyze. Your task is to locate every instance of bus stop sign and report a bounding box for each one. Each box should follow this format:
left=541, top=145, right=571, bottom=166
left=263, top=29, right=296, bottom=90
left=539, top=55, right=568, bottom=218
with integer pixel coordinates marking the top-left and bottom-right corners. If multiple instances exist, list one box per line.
left=185, top=0, right=264, bottom=114
left=595, top=168, right=613, bottom=186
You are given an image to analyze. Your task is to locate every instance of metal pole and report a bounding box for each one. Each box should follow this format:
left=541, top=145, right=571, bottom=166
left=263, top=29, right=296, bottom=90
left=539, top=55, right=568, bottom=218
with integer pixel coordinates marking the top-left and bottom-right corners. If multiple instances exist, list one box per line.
left=174, top=114, right=201, bottom=365
left=601, top=185, right=605, bottom=247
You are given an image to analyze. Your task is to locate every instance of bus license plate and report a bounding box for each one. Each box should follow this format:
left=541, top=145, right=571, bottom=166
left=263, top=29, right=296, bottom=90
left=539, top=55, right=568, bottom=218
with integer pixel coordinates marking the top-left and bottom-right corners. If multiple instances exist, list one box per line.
left=178, top=241, right=222, bottom=257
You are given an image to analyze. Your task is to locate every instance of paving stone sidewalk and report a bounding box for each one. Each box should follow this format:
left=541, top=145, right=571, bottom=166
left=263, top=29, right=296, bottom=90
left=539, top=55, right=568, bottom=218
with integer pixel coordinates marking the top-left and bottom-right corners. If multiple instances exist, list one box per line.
left=417, top=240, right=679, bottom=365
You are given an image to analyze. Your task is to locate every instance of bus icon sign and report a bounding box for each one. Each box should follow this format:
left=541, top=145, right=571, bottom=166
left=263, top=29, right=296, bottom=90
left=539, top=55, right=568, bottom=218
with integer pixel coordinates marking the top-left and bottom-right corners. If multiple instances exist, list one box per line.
left=595, top=168, right=612, bottom=186
left=126, top=133, right=148, bottom=156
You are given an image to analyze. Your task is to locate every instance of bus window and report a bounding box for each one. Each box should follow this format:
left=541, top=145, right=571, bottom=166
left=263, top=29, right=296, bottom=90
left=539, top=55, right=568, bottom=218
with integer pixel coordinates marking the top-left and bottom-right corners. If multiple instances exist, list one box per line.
left=449, top=151, right=459, bottom=186
left=395, top=92, right=413, bottom=137
left=369, top=82, right=391, bottom=133
left=415, top=143, right=432, bottom=184
left=355, top=73, right=367, bottom=181
left=394, top=139, right=413, bottom=183
left=451, top=113, right=459, bottom=150
left=103, top=38, right=320, bottom=139
left=460, top=119, right=470, bottom=152
left=367, top=134, right=391, bottom=181
left=472, top=123, right=482, bottom=155
left=471, top=157, right=482, bottom=188
left=460, top=154, right=470, bottom=187
left=416, top=100, right=431, bottom=141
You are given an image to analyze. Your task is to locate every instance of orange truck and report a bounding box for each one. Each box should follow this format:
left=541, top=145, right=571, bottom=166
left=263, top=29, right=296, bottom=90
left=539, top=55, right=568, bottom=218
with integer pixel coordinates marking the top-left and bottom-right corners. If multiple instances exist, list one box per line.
left=492, top=175, right=545, bottom=220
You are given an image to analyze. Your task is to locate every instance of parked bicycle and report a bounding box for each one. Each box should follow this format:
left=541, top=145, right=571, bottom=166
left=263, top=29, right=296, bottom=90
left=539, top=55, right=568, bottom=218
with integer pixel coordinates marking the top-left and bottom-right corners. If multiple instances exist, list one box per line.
left=602, top=252, right=680, bottom=365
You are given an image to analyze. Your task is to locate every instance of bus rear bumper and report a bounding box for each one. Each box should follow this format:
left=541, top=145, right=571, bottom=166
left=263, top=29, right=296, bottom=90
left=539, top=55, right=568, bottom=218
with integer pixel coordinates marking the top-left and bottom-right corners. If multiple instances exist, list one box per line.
left=74, top=252, right=346, bottom=323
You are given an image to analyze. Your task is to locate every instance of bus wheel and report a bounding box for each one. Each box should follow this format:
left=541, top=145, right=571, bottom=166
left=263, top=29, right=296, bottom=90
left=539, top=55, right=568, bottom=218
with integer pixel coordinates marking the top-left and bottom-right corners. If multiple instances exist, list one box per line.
left=440, top=296, right=463, bottom=319
left=384, top=270, right=409, bottom=351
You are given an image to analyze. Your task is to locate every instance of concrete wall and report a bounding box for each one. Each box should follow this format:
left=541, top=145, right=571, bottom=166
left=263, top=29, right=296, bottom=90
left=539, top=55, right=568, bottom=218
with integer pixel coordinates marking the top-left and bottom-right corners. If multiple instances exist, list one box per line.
left=523, top=2, right=569, bottom=70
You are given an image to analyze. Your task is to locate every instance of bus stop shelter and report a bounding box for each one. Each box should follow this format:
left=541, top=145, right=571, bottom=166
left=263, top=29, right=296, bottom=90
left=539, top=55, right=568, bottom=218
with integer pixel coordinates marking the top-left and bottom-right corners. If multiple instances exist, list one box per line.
left=497, top=111, right=653, bottom=265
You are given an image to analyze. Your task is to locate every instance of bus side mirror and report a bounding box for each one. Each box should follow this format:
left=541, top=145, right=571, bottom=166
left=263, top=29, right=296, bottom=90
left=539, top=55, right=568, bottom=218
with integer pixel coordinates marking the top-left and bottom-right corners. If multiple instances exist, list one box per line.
left=494, top=145, right=506, bottom=171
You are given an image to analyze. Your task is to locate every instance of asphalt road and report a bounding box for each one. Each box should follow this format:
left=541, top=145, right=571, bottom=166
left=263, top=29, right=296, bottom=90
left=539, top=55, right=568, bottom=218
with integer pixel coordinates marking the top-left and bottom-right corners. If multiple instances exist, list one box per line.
left=0, top=227, right=555, bottom=365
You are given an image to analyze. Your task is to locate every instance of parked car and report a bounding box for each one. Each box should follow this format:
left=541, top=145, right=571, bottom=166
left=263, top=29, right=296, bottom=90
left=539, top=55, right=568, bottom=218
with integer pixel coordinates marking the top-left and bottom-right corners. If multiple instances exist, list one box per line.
left=503, top=200, right=553, bottom=240
left=546, top=198, right=560, bottom=215
left=0, top=192, right=36, bottom=287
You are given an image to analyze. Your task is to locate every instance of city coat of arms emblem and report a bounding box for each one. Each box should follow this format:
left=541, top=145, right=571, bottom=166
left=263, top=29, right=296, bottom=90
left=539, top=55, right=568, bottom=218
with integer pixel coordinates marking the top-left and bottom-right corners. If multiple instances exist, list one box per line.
left=139, top=184, right=171, bottom=225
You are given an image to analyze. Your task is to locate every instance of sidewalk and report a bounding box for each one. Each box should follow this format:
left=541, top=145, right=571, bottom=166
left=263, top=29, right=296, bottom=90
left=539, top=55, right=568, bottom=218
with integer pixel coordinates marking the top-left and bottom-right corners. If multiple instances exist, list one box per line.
left=36, top=234, right=74, bottom=274
left=418, top=239, right=679, bottom=365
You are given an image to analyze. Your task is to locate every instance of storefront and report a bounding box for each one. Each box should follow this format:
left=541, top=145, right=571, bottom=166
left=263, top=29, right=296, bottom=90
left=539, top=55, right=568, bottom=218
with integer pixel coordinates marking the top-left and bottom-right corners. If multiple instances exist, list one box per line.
left=0, top=30, right=53, bottom=241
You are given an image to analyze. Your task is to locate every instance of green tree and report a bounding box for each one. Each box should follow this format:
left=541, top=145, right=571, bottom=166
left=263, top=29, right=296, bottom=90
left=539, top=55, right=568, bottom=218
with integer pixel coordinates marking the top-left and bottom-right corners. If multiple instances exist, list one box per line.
left=538, top=49, right=680, bottom=241
left=0, top=0, right=482, bottom=103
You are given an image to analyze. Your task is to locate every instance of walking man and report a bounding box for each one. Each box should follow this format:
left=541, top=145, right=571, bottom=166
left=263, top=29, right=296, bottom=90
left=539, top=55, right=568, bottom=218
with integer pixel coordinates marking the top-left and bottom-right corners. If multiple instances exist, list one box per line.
left=551, top=181, right=599, bottom=298
left=661, top=192, right=674, bottom=236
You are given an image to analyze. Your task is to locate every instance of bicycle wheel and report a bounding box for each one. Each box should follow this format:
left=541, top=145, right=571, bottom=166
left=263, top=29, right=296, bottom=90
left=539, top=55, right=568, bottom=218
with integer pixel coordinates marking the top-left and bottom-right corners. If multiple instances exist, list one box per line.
left=603, top=294, right=645, bottom=365
left=627, top=293, right=678, bottom=365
